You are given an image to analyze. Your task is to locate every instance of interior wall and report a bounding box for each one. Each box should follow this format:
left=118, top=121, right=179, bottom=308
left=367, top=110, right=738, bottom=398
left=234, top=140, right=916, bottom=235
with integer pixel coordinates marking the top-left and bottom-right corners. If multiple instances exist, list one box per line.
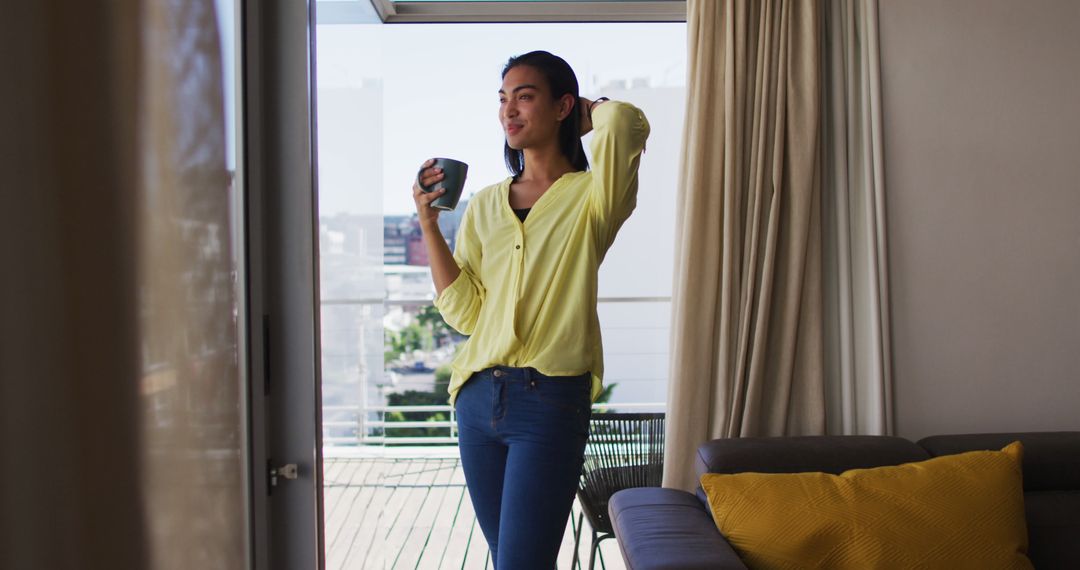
left=879, top=0, right=1080, bottom=440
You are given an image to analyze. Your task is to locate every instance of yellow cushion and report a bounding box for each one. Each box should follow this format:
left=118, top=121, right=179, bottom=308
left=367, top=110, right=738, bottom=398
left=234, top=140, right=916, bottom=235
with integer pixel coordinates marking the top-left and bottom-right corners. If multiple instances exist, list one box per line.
left=700, top=442, right=1032, bottom=569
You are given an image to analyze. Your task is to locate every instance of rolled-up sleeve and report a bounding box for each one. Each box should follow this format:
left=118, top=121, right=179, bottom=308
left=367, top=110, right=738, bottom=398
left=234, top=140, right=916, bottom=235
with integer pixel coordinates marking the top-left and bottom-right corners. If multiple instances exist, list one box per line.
left=433, top=205, right=485, bottom=334
left=587, top=101, right=651, bottom=249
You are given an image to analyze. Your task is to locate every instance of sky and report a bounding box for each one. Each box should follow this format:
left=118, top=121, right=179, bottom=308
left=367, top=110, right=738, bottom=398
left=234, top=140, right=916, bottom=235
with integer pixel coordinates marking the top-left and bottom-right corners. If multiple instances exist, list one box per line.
left=315, top=22, right=686, bottom=216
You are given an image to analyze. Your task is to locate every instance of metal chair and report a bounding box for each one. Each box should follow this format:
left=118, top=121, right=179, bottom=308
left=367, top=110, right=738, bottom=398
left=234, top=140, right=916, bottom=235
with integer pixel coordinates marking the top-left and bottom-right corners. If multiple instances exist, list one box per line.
left=572, top=412, right=665, bottom=570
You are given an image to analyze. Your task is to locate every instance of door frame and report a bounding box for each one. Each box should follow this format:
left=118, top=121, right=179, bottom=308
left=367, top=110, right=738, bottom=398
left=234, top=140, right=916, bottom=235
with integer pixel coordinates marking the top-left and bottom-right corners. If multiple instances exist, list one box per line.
left=245, top=0, right=325, bottom=568
left=243, top=2, right=687, bottom=569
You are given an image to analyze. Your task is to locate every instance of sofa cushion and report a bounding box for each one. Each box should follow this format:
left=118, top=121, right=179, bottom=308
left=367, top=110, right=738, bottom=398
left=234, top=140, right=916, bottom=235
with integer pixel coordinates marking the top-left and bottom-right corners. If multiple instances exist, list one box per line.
left=608, top=487, right=747, bottom=570
left=1023, top=490, right=1080, bottom=569
left=919, top=432, right=1080, bottom=567
left=700, top=442, right=1032, bottom=569
left=917, top=432, right=1080, bottom=492
left=695, top=435, right=930, bottom=478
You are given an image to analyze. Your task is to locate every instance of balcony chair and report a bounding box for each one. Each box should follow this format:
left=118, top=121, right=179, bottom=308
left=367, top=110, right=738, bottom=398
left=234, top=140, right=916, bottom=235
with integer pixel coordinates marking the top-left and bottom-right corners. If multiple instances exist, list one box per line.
left=572, top=412, right=665, bottom=570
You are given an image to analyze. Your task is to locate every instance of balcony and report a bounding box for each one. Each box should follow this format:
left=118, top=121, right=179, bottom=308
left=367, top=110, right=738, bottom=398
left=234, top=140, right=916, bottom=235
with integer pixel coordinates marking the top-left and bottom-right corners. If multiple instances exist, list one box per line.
left=324, top=405, right=661, bottom=569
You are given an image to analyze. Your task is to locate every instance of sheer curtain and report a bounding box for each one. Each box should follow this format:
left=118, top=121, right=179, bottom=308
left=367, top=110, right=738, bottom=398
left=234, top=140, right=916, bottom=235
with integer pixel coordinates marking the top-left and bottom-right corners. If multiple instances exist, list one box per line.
left=139, top=0, right=248, bottom=567
left=665, top=0, right=826, bottom=491
left=821, top=0, right=894, bottom=436
left=1, top=0, right=248, bottom=568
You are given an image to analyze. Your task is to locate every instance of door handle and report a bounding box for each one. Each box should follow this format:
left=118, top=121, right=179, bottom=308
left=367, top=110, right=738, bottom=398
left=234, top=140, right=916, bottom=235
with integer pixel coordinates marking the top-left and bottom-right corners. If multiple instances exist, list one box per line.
left=269, top=462, right=299, bottom=488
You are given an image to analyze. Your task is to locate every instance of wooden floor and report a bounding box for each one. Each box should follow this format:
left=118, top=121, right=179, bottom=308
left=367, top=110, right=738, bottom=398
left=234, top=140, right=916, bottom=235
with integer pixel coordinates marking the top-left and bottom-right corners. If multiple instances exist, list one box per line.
left=323, top=455, right=627, bottom=570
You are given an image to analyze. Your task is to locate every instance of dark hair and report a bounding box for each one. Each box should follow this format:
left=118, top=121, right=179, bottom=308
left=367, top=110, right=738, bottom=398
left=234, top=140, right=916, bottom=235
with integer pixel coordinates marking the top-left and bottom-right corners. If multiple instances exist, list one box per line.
left=501, top=51, right=589, bottom=178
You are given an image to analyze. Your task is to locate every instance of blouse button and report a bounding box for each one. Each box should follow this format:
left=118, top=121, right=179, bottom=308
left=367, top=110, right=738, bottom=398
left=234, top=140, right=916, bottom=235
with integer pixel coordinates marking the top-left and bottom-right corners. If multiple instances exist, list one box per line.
left=515, top=245, right=521, bottom=250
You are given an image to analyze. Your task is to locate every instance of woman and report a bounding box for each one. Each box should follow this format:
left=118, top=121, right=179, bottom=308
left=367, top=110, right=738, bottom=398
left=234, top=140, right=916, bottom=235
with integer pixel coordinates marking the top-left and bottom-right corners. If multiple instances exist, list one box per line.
left=412, top=50, right=650, bottom=569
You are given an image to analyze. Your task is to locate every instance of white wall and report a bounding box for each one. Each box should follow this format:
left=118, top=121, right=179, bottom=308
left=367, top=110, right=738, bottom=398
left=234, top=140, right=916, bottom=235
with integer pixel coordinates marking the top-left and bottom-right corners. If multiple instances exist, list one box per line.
left=880, top=0, right=1080, bottom=440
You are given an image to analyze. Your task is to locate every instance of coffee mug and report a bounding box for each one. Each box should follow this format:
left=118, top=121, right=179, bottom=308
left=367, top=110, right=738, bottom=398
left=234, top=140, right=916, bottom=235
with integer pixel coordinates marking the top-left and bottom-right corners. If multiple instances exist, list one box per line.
left=418, top=157, right=468, bottom=211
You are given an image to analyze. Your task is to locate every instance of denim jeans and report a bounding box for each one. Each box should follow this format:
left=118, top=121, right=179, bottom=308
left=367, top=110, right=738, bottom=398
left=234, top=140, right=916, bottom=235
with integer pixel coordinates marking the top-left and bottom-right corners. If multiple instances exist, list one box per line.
left=454, top=366, right=592, bottom=570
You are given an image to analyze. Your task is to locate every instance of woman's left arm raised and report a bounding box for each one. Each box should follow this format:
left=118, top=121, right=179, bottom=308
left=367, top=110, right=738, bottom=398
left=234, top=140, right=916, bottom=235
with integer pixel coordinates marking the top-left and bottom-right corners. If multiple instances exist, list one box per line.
left=580, top=98, right=651, bottom=250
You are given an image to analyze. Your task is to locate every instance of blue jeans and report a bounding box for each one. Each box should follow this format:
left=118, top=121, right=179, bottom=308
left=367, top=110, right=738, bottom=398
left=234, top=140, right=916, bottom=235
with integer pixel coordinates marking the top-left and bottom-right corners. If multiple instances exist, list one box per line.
left=455, top=366, right=592, bottom=570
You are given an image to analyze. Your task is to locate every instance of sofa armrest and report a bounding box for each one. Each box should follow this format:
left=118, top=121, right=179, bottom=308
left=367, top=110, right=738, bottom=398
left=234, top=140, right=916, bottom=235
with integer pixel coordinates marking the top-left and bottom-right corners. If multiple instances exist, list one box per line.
left=609, top=488, right=748, bottom=570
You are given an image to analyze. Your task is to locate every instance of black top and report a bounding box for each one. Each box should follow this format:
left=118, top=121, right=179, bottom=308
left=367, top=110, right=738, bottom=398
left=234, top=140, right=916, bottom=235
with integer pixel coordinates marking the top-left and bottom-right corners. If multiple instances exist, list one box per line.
left=513, top=207, right=531, bottom=222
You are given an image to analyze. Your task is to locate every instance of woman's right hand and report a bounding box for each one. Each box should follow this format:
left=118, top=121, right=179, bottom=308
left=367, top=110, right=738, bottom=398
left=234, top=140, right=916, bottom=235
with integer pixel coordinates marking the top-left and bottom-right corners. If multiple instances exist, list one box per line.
left=578, top=96, right=594, bottom=136
left=413, top=158, right=447, bottom=226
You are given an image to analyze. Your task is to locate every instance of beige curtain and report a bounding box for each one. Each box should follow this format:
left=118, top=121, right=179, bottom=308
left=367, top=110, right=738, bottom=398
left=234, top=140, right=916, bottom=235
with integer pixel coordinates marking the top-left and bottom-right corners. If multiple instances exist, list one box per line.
left=1, top=0, right=247, bottom=568
left=821, top=0, right=894, bottom=436
left=665, top=0, right=825, bottom=491
left=1, top=2, right=147, bottom=568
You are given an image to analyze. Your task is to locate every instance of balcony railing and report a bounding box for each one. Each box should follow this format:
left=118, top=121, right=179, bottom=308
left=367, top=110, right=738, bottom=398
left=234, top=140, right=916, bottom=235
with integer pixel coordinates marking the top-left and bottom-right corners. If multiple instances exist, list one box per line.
left=323, top=402, right=666, bottom=446
left=321, top=295, right=670, bottom=447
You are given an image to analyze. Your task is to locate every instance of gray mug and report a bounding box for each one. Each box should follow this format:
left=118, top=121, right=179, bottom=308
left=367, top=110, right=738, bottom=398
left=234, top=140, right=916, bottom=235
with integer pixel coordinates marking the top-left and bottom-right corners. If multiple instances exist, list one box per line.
left=418, top=157, right=468, bottom=211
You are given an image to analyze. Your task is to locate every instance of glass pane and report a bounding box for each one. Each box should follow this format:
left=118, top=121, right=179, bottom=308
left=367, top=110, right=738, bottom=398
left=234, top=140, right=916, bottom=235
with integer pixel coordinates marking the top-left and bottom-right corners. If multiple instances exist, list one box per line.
left=137, top=0, right=249, bottom=567
left=317, top=21, right=683, bottom=568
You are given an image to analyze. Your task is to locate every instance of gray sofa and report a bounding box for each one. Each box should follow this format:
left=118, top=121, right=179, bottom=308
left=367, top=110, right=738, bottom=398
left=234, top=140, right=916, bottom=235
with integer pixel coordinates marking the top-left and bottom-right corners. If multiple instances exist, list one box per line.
left=608, top=432, right=1080, bottom=569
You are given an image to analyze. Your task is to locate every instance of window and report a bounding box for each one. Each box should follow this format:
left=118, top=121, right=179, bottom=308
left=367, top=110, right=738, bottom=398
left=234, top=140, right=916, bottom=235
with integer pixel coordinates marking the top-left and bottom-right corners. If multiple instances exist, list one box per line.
left=317, top=21, right=685, bottom=448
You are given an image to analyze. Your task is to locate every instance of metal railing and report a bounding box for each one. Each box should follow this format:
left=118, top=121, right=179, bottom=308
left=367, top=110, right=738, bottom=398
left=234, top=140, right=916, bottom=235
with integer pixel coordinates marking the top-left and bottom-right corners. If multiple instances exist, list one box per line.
left=323, top=402, right=666, bottom=446
left=321, top=294, right=670, bottom=446
left=323, top=296, right=672, bottom=306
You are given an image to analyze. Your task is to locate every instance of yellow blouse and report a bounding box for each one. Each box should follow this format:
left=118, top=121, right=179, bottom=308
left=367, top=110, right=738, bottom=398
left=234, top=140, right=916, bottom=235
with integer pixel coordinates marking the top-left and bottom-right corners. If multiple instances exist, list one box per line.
left=434, top=100, right=651, bottom=405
